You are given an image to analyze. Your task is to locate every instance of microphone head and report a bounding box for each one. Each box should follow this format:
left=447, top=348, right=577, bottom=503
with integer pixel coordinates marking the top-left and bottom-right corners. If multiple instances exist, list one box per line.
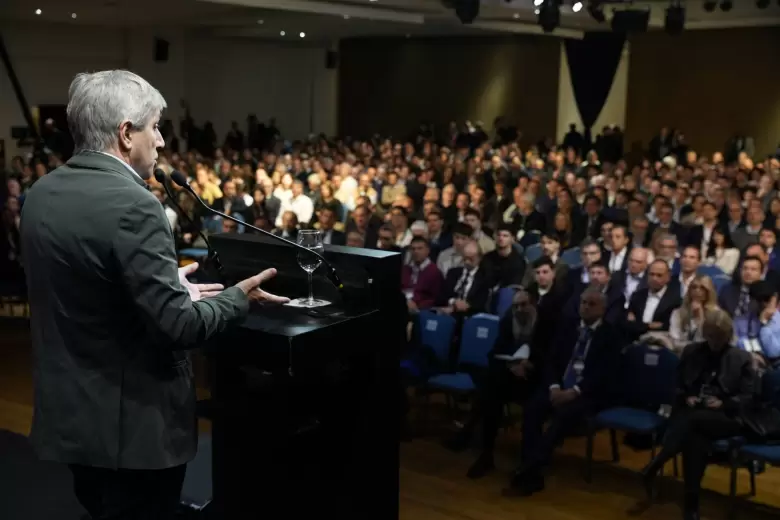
left=170, top=170, right=189, bottom=188
left=153, top=168, right=166, bottom=183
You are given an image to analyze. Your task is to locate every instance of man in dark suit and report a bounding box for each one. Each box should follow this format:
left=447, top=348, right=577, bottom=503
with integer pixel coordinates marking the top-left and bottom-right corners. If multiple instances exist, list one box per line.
left=624, top=259, right=683, bottom=341
left=437, top=239, right=491, bottom=317
left=563, top=261, right=625, bottom=325
left=505, top=288, right=620, bottom=496
left=19, top=70, right=288, bottom=520
left=313, top=206, right=345, bottom=245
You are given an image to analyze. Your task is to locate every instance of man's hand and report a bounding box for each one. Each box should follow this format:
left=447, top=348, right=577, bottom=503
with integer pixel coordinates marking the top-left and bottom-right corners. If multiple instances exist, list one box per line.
left=179, top=263, right=225, bottom=302
left=705, top=397, right=723, bottom=410
left=234, top=268, right=291, bottom=304
left=752, top=352, right=767, bottom=369
left=686, top=396, right=700, bottom=408
left=550, top=388, right=577, bottom=407
left=439, top=306, right=454, bottom=315
left=627, top=312, right=636, bottom=322
left=453, top=299, right=470, bottom=312
left=509, top=361, right=528, bottom=379
left=648, top=322, right=664, bottom=330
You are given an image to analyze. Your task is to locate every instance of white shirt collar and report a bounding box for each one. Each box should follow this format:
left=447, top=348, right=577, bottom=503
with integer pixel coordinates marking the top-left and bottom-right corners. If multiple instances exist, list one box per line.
left=650, top=285, right=667, bottom=299
left=88, top=150, right=143, bottom=181
left=580, top=319, right=602, bottom=331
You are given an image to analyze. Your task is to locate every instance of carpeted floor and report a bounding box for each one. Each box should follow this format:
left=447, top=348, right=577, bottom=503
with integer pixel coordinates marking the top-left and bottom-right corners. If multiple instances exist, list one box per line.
left=0, top=429, right=86, bottom=520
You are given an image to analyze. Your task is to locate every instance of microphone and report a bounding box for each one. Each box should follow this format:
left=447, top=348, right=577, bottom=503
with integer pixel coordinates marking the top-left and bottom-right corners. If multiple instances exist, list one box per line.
left=169, top=170, right=344, bottom=291
left=153, top=168, right=223, bottom=274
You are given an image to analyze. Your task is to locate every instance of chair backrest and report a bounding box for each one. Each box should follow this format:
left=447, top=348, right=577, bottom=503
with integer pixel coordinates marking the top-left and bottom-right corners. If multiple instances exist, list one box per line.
left=713, top=275, right=731, bottom=295
left=525, top=244, right=542, bottom=263
left=494, top=287, right=517, bottom=317
left=620, top=343, right=679, bottom=408
left=519, top=230, right=541, bottom=248
left=697, top=264, right=725, bottom=279
left=417, top=310, right=457, bottom=362
left=561, top=247, right=581, bottom=268
left=459, top=314, right=501, bottom=367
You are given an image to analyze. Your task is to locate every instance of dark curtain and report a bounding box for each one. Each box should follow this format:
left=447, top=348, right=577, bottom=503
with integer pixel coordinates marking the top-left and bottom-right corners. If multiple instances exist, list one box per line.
left=564, top=32, right=625, bottom=145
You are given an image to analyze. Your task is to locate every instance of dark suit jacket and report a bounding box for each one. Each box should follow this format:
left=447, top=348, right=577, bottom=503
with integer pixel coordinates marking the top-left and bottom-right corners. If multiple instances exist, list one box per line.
left=321, top=228, right=346, bottom=246
left=20, top=151, right=249, bottom=470
left=437, top=265, right=491, bottom=315
left=677, top=342, right=755, bottom=414
left=544, top=320, right=621, bottom=401
left=624, top=285, right=683, bottom=340
left=562, top=284, right=626, bottom=326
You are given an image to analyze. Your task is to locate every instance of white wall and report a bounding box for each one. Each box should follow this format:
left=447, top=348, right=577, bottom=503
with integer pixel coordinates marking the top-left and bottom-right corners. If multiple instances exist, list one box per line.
left=0, top=23, right=338, bottom=161
left=556, top=40, right=631, bottom=145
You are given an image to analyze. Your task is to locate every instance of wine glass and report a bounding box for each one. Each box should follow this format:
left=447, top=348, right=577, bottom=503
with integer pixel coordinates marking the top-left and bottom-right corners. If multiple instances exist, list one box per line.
left=294, top=229, right=327, bottom=307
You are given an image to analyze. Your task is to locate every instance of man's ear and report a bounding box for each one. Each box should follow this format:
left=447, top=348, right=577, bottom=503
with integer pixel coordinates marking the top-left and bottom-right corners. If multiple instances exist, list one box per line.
left=118, top=120, right=133, bottom=151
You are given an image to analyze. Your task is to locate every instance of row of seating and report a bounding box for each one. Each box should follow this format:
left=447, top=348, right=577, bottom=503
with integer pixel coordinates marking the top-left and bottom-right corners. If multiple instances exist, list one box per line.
left=405, top=310, right=780, bottom=516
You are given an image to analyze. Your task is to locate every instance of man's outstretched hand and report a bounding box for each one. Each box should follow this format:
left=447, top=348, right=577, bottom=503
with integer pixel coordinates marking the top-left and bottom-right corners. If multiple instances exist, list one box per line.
left=178, top=262, right=225, bottom=302
left=235, top=268, right=291, bottom=304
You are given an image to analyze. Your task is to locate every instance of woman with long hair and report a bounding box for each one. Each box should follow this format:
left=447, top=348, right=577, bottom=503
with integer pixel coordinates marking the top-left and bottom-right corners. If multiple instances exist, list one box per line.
left=669, top=275, right=719, bottom=353
left=702, top=226, right=740, bottom=276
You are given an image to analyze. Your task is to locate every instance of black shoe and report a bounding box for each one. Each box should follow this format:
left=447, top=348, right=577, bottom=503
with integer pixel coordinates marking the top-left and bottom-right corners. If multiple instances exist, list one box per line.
left=502, top=467, right=544, bottom=497
left=466, top=453, right=495, bottom=479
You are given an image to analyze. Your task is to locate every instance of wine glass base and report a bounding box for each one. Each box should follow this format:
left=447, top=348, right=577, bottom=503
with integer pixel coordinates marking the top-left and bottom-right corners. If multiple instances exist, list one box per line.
left=286, top=298, right=331, bottom=308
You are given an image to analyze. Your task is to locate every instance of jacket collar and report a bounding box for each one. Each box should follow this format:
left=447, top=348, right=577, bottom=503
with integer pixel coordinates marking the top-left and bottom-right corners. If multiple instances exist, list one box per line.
left=65, top=150, right=148, bottom=189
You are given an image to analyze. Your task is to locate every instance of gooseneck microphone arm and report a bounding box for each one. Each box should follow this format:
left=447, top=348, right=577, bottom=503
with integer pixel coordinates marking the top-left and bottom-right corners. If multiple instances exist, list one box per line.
left=168, top=170, right=344, bottom=291
left=153, top=168, right=223, bottom=273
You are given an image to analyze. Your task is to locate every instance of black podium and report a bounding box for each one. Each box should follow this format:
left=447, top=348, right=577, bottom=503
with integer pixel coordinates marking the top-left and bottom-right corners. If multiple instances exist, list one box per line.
left=204, top=233, right=402, bottom=519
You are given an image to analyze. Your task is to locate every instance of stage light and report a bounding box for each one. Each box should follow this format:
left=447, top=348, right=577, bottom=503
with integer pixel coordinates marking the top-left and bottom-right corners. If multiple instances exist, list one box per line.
left=573, top=2, right=583, bottom=13
left=35, top=8, right=42, bottom=15
left=299, top=32, right=306, bottom=38
left=280, top=30, right=286, bottom=36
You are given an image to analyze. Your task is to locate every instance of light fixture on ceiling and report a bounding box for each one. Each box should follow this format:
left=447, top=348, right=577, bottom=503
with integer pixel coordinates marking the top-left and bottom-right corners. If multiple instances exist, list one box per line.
left=513, top=12, right=520, bottom=18
left=343, top=14, right=350, bottom=19
left=572, top=1, right=583, bottom=12
left=720, top=0, right=733, bottom=10
left=299, top=32, right=306, bottom=38
left=534, top=8, right=540, bottom=14
left=71, top=12, right=77, bottom=19
left=257, top=19, right=264, bottom=24
left=533, top=0, right=544, bottom=6
left=280, top=30, right=286, bottom=36
left=35, top=8, right=42, bottom=15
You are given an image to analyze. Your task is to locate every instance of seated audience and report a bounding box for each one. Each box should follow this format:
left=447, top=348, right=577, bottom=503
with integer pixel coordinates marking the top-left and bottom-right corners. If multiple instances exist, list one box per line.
left=522, top=233, right=569, bottom=286
left=436, top=222, right=472, bottom=277
left=669, top=275, right=718, bottom=353
left=612, top=247, right=650, bottom=307
left=719, top=254, right=764, bottom=316
left=701, top=226, right=739, bottom=276
left=401, top=237, right=443, bottom=313
left=437, top=240, right=491, bottom=318
left=624, top=259, right=683, bottom=341
left=733, top=280, right=780, bottom=371
left=483, top=223, right=525, bottom=289
left=641, top=308, right=755, bottom=520
left=506, top=289, right=620, bottom=496
left=566, top=238, right=603, bottom=293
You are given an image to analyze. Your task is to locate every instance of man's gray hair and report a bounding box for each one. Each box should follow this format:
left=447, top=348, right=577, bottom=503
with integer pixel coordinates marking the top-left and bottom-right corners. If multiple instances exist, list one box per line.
left=67, top=70, right=166, bottom=152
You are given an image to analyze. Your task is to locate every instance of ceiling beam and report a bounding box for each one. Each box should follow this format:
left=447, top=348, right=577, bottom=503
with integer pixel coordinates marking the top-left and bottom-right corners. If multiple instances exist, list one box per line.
left=197, top=0, right=425, bottom=24
left=460, top=20, right=584, bottom=39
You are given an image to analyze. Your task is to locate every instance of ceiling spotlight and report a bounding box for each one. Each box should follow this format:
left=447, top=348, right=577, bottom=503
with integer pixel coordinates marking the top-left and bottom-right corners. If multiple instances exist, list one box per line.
left=513, top=12, right=520, bottom=18
left=299, top=32, right=306, bottom=38
left=572, top=1, right=583, bottom=12
left=257, top=19, right=264, bottom=24
left=720, top=0, right=733, bottom=10
left=534, top=8, right=541, bottom=14
left=756, top=0, right=770, bottom=7
left=533, top=0, right=544, bottom=5
left=703, top=0, right=717, bottom=11
left=71, top=12, right=77, bottom=19
left=35, top=8, right=42, bottom=15
left=280, top=30, right=286, bottom=36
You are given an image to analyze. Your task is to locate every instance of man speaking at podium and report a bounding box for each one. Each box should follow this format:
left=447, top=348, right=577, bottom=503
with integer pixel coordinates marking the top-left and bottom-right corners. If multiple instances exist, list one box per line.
left=20, top=70, right=287, bottom=519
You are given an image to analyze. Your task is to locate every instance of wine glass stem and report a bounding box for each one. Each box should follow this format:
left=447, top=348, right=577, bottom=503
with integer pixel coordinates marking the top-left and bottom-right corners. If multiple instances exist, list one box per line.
left=308, top=271, right=314, bottom=304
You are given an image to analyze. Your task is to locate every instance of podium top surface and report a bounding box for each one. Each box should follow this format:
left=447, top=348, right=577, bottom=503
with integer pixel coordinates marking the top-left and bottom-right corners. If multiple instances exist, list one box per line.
left=240, top=303, right=375, bottom=338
